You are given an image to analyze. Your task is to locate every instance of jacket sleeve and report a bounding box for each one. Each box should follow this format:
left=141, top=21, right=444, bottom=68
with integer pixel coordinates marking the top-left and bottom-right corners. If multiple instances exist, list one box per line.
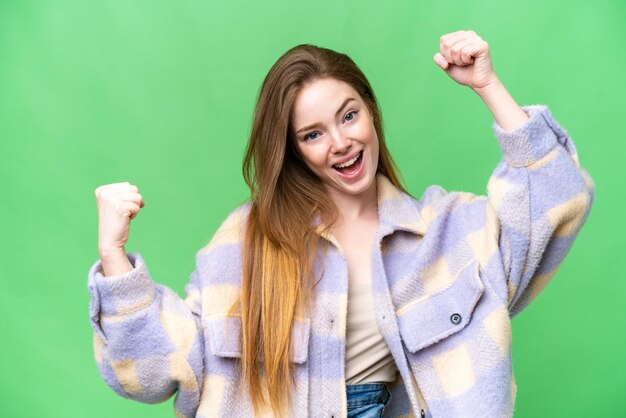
left=88, top=254, right=205, bottom=416
left=484, top=105, right=595, bottom=317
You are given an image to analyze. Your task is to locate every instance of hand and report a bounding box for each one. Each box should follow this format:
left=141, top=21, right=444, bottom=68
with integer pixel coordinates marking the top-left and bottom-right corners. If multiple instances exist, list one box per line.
left=95, top=182, right=145, bottom=260
left=433, top=30, right=498, bottom=90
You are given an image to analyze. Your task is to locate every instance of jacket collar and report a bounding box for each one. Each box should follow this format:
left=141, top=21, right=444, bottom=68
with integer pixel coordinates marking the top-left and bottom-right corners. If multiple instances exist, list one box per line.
left=314, top=173, right=426, bottom=244
left=376, top=173, right=427, bottom=236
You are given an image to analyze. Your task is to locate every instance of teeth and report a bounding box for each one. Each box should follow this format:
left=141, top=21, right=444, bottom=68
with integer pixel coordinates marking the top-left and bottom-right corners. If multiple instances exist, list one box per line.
left=334, top=152, right=360, bottom=169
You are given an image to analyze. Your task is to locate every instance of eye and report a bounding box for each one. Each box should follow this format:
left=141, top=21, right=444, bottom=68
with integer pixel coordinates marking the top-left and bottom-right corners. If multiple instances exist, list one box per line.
left=304, top=132, right=319, bottom=141
left=344, top=110, right=357, bottom=122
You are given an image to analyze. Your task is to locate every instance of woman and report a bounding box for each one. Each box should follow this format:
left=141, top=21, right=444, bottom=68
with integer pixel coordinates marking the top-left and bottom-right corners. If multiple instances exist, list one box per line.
left=89, top=30, right=594, bottom=417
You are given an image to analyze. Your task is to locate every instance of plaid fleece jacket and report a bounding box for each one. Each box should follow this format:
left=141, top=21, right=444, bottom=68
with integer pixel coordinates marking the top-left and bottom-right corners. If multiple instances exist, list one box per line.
left=88, top=105, right=594, bottom=417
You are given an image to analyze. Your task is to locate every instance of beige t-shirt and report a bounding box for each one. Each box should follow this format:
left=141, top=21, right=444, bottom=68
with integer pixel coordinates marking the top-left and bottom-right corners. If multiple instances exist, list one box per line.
left=345, top=280, right=397, bottom=384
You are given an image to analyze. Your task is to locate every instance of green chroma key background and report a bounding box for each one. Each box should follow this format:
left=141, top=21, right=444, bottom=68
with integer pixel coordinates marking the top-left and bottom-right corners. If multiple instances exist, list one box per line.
left=1, top=0, right=623, bottom=416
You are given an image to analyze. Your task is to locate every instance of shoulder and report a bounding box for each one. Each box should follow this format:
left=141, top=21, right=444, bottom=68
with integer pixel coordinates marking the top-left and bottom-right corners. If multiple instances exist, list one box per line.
left=413, top=185, right=488, bottom=231
left=192, top=204, right=251, bottom=312
left=192, top=203, right=251, bottom=290
left=197, top=202, right=251, bottom=257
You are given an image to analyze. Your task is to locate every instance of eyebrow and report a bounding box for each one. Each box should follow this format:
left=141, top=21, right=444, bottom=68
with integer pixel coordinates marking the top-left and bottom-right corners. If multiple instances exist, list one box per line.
left=295, top=97, right=357, bottom=134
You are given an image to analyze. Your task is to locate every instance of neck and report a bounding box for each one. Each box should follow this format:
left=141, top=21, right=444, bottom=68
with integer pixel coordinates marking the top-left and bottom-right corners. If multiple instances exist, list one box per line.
left=327, top=179, right=378, bottom=224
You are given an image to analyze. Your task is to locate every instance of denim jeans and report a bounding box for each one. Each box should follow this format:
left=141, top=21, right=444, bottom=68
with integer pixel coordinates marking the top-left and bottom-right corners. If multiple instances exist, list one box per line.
left=346, top=382, right=392, bottom=418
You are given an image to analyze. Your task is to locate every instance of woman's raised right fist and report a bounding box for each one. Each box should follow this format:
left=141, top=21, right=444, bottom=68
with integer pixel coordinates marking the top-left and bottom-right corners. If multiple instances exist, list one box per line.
left=95, top=182, right=145, bottom=260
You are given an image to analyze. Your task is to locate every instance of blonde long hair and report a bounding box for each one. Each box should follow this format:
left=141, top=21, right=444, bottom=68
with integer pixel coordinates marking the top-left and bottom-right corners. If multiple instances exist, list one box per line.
left=236, top=44, right=408, bottom=417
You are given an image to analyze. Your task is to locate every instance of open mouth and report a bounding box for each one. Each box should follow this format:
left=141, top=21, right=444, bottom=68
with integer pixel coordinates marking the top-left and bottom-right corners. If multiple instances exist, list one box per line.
left=332, top=150, right=363, bottom=175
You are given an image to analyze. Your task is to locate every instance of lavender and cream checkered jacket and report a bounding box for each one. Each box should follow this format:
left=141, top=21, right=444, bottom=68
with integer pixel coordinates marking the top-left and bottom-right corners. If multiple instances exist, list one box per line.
left=88, top=105, right=594, bottom=417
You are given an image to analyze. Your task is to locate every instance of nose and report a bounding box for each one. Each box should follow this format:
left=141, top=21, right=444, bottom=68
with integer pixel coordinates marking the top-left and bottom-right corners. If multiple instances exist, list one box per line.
left=329, top=130, right=351, bottom=154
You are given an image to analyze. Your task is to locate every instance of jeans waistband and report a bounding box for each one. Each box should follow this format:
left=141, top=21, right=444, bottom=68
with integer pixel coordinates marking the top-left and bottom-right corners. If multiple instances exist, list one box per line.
left=346, top=382, right=392, bottom=411
left=346, top=382, right=389, bottom=395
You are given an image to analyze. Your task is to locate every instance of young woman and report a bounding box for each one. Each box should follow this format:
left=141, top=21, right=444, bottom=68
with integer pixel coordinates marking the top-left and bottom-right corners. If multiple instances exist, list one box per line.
left=89, top=30, right=594, bottom=417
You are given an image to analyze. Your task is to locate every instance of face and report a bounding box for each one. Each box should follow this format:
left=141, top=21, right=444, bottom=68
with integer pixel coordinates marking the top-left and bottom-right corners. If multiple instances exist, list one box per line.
left=290, top=78, right=379, bottom=200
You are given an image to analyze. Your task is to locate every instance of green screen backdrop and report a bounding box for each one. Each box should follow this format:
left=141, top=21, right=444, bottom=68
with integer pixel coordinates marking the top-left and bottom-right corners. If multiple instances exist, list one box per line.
left=1, top=0, right=623, bottom=417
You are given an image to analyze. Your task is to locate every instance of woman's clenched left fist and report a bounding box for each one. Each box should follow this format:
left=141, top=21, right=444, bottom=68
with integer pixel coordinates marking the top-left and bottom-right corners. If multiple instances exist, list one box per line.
left=434, top=30, right=497, bottom=90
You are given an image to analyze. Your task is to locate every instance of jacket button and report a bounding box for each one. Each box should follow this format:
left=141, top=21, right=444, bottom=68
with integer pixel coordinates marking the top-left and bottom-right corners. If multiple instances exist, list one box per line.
left=450, top=313, right=462, bottom=325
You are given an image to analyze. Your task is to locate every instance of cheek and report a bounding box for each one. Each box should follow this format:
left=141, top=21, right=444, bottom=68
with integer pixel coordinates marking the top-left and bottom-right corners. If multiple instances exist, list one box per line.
left=368, top=140, right=379, bottom=166
left=352, top=119, right=376, bottom=142
left=299, top=147, right=328, bottom=173
left=365, top=127, right=380, bottom=161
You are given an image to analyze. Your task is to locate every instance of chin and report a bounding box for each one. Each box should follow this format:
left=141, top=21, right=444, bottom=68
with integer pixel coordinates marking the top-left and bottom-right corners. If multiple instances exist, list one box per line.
left=332, top=172, right=376, bottom=196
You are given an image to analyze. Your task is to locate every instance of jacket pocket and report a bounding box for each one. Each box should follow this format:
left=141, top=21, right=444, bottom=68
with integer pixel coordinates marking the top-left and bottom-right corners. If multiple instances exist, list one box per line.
left=396, top=260, right=484, bottom=353
left=204, top=315, right=311, bottom=364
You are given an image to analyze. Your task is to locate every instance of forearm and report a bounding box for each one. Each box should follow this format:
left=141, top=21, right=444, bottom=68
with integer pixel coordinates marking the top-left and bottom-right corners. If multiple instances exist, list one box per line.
left=473, top=76, right=529, bottom=131
left=486, top=105, right=594, bottom=315
left=99, top=247, right=134, bottom=276
left=89, top=258, right=205, bottom=406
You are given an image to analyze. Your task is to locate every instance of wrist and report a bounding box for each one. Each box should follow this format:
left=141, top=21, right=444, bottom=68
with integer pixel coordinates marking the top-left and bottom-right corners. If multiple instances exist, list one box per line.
left=472, top=75, right=502, bottom=98
left=471, top=76, right=529, bottom=131
left=100, top=252, right=134, bottom=277
left=98, top=245, right=127, bottom=263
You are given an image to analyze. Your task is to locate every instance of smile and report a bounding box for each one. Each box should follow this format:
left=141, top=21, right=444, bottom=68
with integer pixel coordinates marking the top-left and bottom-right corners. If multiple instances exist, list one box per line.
left=332, top=150, right=364, bottom=177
